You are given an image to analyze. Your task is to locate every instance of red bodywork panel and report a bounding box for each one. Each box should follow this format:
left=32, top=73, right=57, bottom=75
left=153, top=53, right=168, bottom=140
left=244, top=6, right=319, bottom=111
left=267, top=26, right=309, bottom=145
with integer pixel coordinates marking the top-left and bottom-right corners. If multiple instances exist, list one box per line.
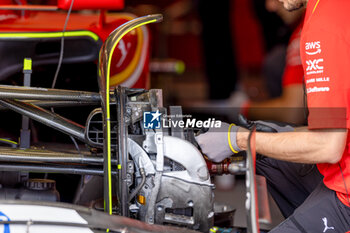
left=0, top=2, right=150, bottom=89
left=58, top=0, right=124, bottom=10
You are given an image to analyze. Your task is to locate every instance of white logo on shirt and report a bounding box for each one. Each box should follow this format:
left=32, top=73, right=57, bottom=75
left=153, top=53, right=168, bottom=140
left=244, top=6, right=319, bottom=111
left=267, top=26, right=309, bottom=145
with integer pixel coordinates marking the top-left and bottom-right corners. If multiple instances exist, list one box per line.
left=322, top=217, right=335, bottom=232
left=306, top=77, right=330, bottom=84
left=306, top=59, right=324, bottom=75
left=305, top=41, right=321, bottom=55
left=307, top=86, right=330, bottom=94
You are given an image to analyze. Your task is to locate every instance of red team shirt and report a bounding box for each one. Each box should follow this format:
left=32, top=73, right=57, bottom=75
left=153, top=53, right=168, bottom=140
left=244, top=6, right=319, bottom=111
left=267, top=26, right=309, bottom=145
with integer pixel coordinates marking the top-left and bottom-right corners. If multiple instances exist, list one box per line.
left=301, top=0, right=350, bottom=206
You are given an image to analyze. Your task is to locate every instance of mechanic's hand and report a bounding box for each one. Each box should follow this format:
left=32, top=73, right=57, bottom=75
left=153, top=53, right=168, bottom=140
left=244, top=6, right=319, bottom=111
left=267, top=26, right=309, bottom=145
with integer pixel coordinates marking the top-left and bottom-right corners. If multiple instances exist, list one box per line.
left=238, top=114, right=294, bottom=132
left=195, top=122, right=241, bottom=163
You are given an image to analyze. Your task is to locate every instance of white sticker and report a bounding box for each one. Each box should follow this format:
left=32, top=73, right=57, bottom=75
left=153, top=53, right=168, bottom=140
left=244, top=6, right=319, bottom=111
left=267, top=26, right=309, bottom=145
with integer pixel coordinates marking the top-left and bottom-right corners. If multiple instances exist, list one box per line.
left=0, top=204, right=93, bottom=233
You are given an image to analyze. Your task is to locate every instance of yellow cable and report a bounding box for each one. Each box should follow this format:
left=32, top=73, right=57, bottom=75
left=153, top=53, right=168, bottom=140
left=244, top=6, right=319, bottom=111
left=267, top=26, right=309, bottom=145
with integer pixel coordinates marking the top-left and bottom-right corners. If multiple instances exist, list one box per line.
left=0, top=138, right=18, bottom=145
left=105, top=19, right=157, bottom=215
left=228, top=123, right=238, bottom=154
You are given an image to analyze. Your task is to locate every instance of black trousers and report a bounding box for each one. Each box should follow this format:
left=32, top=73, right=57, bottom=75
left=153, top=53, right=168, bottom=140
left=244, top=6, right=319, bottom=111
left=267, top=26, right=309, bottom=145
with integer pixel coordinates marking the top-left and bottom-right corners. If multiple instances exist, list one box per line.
left=256, top=157, right=350, bottom=232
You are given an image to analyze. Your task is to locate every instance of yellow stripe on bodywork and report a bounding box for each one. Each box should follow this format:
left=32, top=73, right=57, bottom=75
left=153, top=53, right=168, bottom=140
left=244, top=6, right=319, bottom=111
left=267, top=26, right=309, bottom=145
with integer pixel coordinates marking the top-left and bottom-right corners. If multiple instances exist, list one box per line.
left=0, top=31, right=99, bottom=41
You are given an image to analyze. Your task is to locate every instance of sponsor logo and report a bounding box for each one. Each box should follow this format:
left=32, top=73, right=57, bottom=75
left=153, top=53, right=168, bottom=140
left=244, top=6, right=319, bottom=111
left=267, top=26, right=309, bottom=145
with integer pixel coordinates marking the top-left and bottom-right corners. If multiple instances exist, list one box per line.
left=307, top=86, right=330, bottom=94
left=0, top=211, right=10, bottom=233
left=322, top=217, right=335, bottom=232
left=305, top=41, right=321, bottom=55
left=143, top=111, right=222, bottom=129
left=163, top=118, right=221, bottom=129
left=316, top=77, right=330, bottom=82
left=143, top=110, right=162, bottom=129
left=116, top=39, right=128, bottom=68
left=306, top=77, right=330, bottom=84
left=306, top=78, right=315, bottom=84
left=306, top=59, right=324, bottom=75
left=306, top=41, right=320, bottom=50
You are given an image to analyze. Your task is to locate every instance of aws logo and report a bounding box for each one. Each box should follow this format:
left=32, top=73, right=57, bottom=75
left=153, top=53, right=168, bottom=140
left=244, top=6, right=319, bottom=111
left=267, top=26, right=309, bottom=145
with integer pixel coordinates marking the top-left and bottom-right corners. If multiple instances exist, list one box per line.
left=305, top=41, right=321, bottom=55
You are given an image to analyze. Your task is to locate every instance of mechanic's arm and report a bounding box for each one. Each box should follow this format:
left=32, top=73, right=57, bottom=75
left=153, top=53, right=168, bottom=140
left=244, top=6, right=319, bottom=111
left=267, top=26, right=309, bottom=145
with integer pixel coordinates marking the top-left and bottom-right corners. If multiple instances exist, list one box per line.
left=246, top=84, right=305, bottom=124
left=237, top=127, right=347, bottom=164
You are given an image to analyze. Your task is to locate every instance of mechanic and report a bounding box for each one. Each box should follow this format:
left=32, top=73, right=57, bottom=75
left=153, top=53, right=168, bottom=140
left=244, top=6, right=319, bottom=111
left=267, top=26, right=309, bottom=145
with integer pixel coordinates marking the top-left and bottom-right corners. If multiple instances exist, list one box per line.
left=243, top=0, right=305, bottom=125
left=196, top=0, right=350, bottom=232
